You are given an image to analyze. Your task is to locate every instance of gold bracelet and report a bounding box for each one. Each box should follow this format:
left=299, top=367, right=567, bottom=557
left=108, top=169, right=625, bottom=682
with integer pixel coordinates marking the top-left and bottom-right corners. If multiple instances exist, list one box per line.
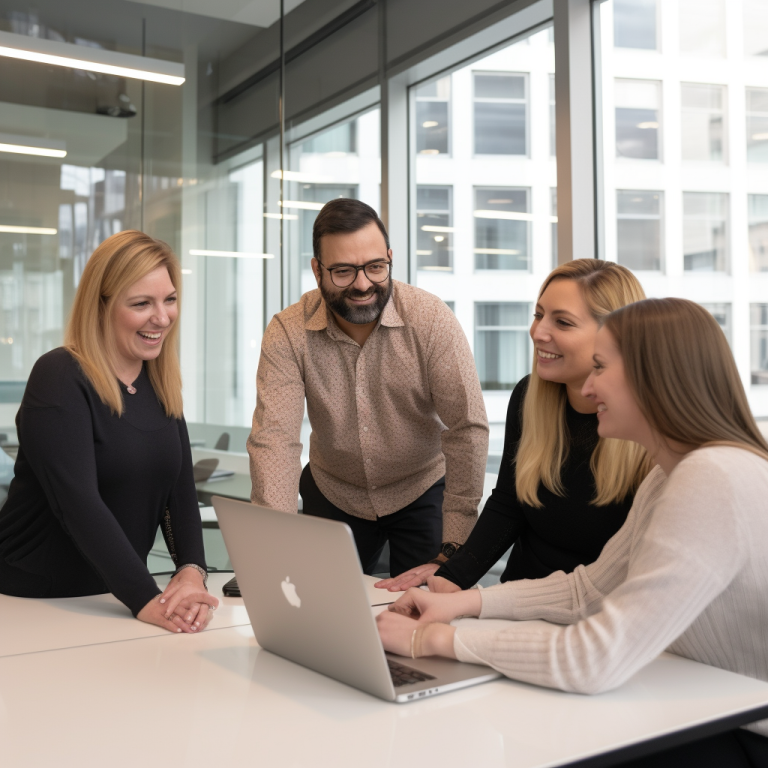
left=411, top=625, right=427, bottom=659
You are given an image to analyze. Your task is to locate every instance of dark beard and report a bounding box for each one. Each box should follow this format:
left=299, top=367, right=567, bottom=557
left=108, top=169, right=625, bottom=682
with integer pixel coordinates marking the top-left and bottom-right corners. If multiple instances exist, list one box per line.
left=321, top=278, right=392, bottom=325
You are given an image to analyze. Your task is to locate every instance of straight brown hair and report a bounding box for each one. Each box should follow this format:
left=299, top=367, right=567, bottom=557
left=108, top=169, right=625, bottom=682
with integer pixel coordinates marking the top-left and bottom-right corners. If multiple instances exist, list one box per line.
left=516, top=259, right=651, bottom=507
left=64, top=230, right=183, bottom=418
left=603, top=298, right=768, bottom=459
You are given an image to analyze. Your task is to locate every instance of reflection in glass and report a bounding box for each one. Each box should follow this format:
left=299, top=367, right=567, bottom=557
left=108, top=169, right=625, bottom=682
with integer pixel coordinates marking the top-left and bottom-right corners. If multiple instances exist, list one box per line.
left=746, top=88, right=768, bottom=163
left=679, top=0, right=726, bottom=57
left=417, top=186, right=452, bottom=271
left=750, top=303, right=768, bottom=384
left=743, top=0, right=768, bottom=58
left=474, top=188, right=529, bottom=270
left=615, top=79, right=660, bottom=160
left=616, top=190, right=662, bottom=271
left=415, top=77, right=450, bottom=155
left=701, top=303, right=732, bottom=345
left=681, top=83, right=725, bottom=162
left=748, top=195, right=768, bottom=273
left=474, top=73, right=527, bottom=155
left=613, top=0, right=657, bottom=50
left=683, top=192, right=729, bottom=272
left=474, top=303, right=530, bottom=390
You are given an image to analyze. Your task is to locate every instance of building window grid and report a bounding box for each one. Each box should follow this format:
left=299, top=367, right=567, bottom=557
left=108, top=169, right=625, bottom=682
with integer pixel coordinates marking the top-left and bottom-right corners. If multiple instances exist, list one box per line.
left=681, top=83, right=726, bottom=163
left=473, top=71, right=528, bottom=156
left=415, top=77, right=451, bottom=156
left=683, top=191, right=730, bottom=273
left=474, top=302, right=532, bottom=391
left=416, top=185, right=453, bottom=272
left=616, top=190, right=664, bottom=271
left=474, top=187, right=531, bottom=271
left=748, top=194, right=768, bottom=273
left=751, top=304, right=768, bottom=385
left=746, top=87, right=768, bottom=163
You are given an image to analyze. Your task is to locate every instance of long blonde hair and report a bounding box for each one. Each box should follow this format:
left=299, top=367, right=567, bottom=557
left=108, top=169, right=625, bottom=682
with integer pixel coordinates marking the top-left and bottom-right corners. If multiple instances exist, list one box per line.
left=604, top=298, right=768, bottom=461
left=64, top=230, right=183, bottom=418
left=516, top=259, right=650, bottom=507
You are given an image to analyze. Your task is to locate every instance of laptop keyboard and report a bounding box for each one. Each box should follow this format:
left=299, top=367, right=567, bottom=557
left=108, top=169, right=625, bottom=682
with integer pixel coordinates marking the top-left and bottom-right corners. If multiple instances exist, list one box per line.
left=387, top=659, right=437, bottom=687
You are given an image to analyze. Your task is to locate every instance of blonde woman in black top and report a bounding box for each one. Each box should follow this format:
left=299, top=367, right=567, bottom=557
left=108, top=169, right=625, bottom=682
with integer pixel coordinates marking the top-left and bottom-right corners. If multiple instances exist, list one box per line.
left=377, top=259, right=650, bottom=593
left=0, top=230, right=217, bottom=632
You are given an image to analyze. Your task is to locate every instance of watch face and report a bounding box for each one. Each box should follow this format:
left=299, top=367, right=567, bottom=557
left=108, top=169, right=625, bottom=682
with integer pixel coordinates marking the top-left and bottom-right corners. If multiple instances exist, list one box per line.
left=441, top=543, right=458, bottom=558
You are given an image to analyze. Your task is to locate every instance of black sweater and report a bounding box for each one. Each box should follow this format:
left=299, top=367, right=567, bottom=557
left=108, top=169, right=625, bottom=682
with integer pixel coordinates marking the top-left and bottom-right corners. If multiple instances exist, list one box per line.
left=0, top=348, right=206, bottom=616
left=436, top=375, right=634, bottom=589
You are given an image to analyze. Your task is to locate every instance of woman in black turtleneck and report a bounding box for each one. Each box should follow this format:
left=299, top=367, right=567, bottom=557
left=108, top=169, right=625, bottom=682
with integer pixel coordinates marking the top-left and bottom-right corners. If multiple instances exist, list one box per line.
left=377, top=260, right=652, bottom=593
left=0, top=230, right=217, bottom=632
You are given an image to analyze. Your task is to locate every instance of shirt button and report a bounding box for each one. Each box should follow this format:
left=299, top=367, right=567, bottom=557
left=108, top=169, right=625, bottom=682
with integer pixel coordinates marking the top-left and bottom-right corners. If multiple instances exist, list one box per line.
left=371, top=486, right=377, bottom=490
left=366, top=458, right=372, bottom=464
left=363, top=427, right=368, bottom=432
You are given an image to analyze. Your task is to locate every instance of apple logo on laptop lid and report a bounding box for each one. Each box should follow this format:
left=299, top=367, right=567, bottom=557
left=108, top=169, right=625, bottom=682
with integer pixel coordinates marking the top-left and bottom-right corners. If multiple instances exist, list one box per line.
left=281, top=576, right=301, bottom=608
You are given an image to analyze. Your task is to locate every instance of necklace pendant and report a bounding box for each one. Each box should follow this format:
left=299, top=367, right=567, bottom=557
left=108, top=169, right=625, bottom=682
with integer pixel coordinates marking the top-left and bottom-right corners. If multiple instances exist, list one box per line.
left=126, top=385, right=137, bottom=395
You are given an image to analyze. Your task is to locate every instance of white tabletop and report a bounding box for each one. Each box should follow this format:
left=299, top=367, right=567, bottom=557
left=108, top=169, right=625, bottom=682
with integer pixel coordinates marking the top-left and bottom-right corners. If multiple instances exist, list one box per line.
left=0, top=573, right=401, bottom=659
left=1, top=623, right=767, bottom=768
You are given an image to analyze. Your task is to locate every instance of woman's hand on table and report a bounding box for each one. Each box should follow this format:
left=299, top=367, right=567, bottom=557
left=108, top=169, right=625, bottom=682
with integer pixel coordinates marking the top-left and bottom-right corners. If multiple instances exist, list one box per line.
left=426, top=575, right=462, bottom=593
left=374, top=563, right=441, bottom=591
left=159, top=567, right=219, bottom=631
left=387, top=587, right=482, bottom=625
left=137, top=595, right=198, bottom=633
left=376, top=611, right=457, bottom=659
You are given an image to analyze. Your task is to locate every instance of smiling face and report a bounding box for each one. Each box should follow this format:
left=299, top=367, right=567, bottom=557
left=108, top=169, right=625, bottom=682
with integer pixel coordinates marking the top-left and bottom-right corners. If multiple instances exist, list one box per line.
left=530, top=278, right=600, bottom=409
left=582, top=326, right=653, bottom=447
left=312, top=221, right=393, bottom=326
left=111, top=266, right=178, bottom=380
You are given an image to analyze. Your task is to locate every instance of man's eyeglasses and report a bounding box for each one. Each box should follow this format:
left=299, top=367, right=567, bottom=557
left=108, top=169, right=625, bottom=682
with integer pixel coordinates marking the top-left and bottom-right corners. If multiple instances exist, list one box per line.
left=317, top=258, right=391, bottom=288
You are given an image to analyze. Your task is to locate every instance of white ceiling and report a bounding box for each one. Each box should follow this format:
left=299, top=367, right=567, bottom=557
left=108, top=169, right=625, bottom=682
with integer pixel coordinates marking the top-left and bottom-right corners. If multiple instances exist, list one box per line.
left=123, top=0, right=306, bottom=28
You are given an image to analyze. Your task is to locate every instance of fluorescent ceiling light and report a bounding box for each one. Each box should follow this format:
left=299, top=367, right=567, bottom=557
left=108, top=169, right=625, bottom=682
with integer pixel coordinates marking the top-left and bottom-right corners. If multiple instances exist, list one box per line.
left=270, top=170, right=333, bottom=183
left=419, top=149, right=440, bottom=155
left=0, top=224, right=57, bottom=234
left=189, top=249, right=274, bottom=259
left=0, top=133, right=66, bottom=158
left=422, top=121, right=439, bottom=128
left=0, top=30, right=184, bottom=86
left=637, top=121, right=659, bottom=130
left=473, top=248, right=521, bottom=255
left=752, top=132, right=768, bottom=141
left=264, top=212, right=299, bottom=220
left=419, top=265, right=452, bottom=271
left=279, top=200, right=325, bottom=211
left=474, top=210, right=533, bottom=222
left=421, top=225, right=455, bottom=233
left=416, top=250, right=433, bottom=256
left=181, top=269, right=193, bottom=275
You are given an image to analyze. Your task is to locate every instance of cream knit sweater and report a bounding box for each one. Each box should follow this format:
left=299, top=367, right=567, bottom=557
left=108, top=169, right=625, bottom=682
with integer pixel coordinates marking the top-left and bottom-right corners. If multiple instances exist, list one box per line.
left=453, top=446, right=768, bottom=737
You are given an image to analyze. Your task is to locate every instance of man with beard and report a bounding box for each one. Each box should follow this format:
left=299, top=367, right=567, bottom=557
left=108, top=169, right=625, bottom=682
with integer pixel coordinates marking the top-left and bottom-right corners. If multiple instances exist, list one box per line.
left=247, top=198, right=488, bottom=577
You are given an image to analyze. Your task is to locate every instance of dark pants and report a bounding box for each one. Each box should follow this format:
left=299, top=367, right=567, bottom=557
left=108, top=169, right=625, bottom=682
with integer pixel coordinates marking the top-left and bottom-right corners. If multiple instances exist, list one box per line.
left=300, top=464, right=443, bottom=576
left=618, top=728, right=768, bottom=767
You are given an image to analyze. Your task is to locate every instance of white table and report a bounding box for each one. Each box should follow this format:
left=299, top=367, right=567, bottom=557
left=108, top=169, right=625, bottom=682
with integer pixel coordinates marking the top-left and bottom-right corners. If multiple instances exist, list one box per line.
left=0, top=622, right=767, bottom=768
left=0, top=573, right=401, bottom=659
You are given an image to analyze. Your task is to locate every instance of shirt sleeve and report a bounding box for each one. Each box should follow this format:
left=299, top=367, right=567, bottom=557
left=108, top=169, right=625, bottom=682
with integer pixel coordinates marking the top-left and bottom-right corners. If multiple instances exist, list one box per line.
left=453, top=463, right=745, bottom=695
left=165, top=417, right=207, bottom=571
left=17, top=359, right=161, bottom=616
left=427, top=302, right=489, bottom=544
left=247, top=316, right=306, bottom=513
left=436, top=381, right=527, bottom=587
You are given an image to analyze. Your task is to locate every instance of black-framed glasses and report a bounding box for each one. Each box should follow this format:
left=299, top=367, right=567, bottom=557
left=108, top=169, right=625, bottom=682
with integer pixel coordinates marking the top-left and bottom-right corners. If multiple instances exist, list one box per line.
left=317, top=258, right=391, bottom=288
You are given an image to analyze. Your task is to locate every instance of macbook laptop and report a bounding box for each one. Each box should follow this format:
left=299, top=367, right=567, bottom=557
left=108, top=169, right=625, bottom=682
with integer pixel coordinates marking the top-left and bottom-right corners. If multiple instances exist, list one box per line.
left=213, top=496, right=501, bottom=702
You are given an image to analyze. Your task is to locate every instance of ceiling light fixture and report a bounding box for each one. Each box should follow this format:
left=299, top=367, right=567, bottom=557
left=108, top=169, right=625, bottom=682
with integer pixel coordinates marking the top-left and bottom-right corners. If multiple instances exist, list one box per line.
left=279, top=200, right=325, bottom=211
left=270, top=170, right=333, bottom=183
left=421, top=225, right=455, bottom=233
left=474, top=210, right=533, bottom=222
left=422, top=121, right=439, bottom=128
left=0, top=224, right=57, bottom=235
left=264, top=212, right=299, bottom=220
left=189, top=249, right=274, bottom=259
left=0, top=133, right=66, bottom=158
left=0, top=30, right=185, bottom=85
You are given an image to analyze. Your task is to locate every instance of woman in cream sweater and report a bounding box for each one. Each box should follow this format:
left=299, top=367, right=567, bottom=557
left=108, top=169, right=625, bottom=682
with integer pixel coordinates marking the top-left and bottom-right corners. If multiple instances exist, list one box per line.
left=377, top=298, right=768, bottom=766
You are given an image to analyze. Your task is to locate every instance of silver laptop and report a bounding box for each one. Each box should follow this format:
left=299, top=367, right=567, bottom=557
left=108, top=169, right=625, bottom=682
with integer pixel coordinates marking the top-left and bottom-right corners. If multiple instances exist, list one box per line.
left=213, top=496, right=501, bottom=702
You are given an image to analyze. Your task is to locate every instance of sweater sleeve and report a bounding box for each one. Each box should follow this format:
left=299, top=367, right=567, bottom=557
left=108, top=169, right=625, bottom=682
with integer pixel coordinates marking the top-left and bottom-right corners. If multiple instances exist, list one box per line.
left=436, top=378, right=528, bottom=587
left=17, top=356, right=161, bottom=616
left=165, top=417, right=207, bottom=572
left=453, top=460, right=746, bottom=694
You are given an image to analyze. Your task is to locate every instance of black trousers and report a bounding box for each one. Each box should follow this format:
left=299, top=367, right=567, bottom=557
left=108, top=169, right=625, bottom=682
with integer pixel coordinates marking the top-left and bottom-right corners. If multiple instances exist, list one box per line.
left=617, top=728, right=768, bottom=767
left=300, top=464, right=443, bottom=576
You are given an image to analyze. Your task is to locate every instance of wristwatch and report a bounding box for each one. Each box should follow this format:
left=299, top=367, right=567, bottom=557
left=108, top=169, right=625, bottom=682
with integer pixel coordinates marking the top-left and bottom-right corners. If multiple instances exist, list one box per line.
left=428, top=541, right=461, bottom=566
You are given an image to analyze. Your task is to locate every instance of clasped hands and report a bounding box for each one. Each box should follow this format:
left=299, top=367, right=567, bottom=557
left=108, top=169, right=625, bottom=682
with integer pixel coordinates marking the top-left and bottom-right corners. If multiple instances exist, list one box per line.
left=137, top=567, right=219, bottom=634
left=376, top=587, right=482, bottom=659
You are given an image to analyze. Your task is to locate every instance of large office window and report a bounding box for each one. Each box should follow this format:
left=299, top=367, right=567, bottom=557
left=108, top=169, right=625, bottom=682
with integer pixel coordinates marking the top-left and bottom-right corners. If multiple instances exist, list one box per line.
left=550, top=188, right=558, bottom=269
left=549, top=74, right=556, bottom=157
left=751, top=304, right=768, bottom=385
left=683, top=192, right=729, bottom=272
left=473, top=73, right=527, bottom=155
left=746, top=88, right=768, bottom=163
left=416, top=186, right=452, bottom=271
left=749, top=195, right=768, bottom=273
left=415, top=77, right=450, bottom=156
left=681, top=83, right=726, bottom=162
left=679, top=0, right=726, bottom=57
left=616, top=191, right=663, bottom=271
left=474, top=303, right=531, bottom=390
left=474, top=188, right=530, bottom=271
left=701, top=303, right=732, bottom=345
left=613, top=0, right=657, bottom=50
left=743, top=0, right=768, bottom=58
left=615, top=79, right=661, bottom=160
